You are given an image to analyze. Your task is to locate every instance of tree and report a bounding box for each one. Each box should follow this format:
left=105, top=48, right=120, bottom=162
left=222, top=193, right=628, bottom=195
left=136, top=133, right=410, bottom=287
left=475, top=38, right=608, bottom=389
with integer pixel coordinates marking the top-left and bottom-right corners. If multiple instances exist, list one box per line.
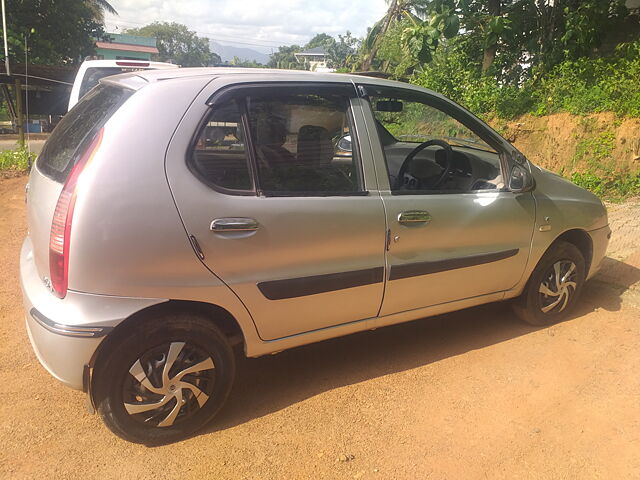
left=268, top=45, right=306, bottom=70
left=306, top=33, right=335, bottom=50
left=124, top=22, right=220, bottom=67
left=361, top=0, right=429, bottom=71
left=1, top=0, right=116, bottom=65
left=327, top=32, right=361, bottom=70
left=228, top=56, right=265, bottom=68
left=394, top=0, right=633, bottom=83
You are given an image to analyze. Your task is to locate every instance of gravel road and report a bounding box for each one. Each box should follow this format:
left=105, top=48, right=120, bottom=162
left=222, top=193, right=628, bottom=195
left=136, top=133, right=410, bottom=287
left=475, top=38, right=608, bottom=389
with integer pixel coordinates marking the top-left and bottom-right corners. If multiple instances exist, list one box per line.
left=0, top=176, right=638, bottom=479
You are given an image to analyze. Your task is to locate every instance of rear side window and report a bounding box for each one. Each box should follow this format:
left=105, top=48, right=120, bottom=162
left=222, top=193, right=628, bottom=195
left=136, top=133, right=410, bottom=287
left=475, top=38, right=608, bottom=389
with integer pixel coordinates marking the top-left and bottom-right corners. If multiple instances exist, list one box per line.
left=37, top=85, right=132, bottom=183
left=246, top=93, right=362, bottom=195
left=190, top=99, right=253, bottom=193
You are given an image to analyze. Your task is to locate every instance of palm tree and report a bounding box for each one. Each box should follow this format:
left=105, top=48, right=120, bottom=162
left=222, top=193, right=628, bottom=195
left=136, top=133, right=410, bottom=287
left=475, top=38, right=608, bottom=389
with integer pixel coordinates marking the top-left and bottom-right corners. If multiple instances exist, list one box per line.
left=85, top=0, right=118, bottom=22
left=361, top=0, right=426, bottom=71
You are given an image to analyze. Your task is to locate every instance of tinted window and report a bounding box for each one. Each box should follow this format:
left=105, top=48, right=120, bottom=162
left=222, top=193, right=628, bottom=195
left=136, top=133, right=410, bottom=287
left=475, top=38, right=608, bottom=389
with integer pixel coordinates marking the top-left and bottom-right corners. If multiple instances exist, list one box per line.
left=190, top=100, right=253, bottom=192
left=37, top=85, right=132, bottom=183
left=79, top=67, right=142, bottom=98
left=246, top=93, right=362, bottom=195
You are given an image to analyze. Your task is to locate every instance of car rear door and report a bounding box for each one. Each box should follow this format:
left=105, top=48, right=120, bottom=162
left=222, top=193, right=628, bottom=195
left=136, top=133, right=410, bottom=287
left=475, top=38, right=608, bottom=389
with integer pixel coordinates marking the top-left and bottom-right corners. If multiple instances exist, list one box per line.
left=166, top=81, right=386, bottom=341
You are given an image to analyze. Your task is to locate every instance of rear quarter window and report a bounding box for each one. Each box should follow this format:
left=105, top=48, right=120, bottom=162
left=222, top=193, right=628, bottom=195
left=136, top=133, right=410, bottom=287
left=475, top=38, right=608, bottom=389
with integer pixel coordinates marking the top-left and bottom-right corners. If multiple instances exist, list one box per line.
left=37, top=84, right=132, bottom=183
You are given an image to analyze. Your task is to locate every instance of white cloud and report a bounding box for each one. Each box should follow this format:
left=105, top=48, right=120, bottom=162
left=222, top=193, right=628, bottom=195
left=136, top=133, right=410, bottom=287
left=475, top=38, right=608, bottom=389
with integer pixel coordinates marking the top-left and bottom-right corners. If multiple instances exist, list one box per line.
left=104, top=0, right=388, bottom=53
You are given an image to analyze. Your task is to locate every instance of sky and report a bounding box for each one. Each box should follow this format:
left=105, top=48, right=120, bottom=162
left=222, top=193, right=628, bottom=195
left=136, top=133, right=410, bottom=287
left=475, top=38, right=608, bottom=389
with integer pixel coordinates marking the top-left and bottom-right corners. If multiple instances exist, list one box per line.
left=104, top=0, right=389, bottom=54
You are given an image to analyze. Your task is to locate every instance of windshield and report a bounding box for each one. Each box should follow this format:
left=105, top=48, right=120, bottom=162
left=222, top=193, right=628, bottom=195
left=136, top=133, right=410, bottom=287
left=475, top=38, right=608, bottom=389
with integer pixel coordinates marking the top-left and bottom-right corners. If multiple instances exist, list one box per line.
left=38, top=84, right=132, bottom=182
left=79, top=66, right=147, bottom=98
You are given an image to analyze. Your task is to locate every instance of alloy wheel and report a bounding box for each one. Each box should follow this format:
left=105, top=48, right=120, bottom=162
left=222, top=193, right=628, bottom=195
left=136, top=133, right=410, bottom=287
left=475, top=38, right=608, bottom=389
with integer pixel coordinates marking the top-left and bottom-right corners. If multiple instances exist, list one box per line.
left=538, top=260, right=578, bottom=314
left=122, top=341, right=216, bottom=427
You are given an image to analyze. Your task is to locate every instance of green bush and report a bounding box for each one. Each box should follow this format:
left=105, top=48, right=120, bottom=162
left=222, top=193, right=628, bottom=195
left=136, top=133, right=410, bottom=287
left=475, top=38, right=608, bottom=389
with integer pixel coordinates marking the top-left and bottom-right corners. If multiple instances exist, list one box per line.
left=0, top=146, right=36, bottom=172
left=570, top=170, right=640, bottom=201
left=411, top=40, right=640, bottom=119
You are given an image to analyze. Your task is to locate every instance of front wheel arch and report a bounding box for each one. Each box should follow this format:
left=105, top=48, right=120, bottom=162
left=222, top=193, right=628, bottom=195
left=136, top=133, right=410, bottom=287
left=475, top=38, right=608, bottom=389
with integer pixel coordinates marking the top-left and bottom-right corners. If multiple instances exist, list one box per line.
left=554, top=229, right=593, bottom=275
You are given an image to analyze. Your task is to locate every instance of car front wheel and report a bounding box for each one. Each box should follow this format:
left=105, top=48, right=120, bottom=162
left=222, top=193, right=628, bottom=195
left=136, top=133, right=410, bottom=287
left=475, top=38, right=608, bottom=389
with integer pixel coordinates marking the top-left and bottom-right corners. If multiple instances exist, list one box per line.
left=513, top=241, right=586, bottom=326
left=93, top=313, right=235, bottom=444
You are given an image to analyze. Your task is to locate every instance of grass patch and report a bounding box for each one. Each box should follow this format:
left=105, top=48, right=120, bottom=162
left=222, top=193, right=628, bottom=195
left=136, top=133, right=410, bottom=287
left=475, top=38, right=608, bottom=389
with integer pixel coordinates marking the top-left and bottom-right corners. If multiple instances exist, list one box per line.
left=570, top=170, right=640, bottom=201
left=0, top=147, right=36, bottom=174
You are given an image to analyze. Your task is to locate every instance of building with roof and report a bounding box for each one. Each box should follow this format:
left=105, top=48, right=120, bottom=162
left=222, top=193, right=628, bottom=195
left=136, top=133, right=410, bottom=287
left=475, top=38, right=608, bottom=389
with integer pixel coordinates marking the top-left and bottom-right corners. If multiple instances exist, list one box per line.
left=294, top=47, right=335, bottom=73
left=94, top=33, right=159, bottom=61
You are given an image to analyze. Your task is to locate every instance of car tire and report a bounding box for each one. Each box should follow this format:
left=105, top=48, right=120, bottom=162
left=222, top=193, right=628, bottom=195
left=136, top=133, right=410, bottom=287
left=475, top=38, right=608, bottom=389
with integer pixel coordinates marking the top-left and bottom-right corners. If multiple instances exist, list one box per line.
left=513, top=241, right=586, bottom=326
left=93, top=312, right=235, bottom=445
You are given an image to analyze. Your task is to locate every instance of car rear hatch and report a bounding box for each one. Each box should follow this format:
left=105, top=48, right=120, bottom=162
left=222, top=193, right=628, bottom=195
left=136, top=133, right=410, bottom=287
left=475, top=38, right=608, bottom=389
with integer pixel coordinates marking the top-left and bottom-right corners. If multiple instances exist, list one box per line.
left=27, top=83, right=134, bottom=295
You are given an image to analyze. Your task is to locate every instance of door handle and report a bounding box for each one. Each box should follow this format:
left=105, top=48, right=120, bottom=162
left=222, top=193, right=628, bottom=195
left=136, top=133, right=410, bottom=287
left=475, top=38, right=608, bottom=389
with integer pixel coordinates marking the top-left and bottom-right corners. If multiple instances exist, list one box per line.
left=210, top=217, right=259, bottom=232
left=398, top=210, right=431, bottom=226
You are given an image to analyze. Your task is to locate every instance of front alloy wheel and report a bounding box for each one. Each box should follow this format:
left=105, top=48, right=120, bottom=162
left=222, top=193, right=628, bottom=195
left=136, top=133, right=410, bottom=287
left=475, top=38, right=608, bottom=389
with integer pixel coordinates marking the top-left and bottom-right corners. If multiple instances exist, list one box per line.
left=513, top=241, right=586, bottom=326
left=538, top=260, right=578, bottom=314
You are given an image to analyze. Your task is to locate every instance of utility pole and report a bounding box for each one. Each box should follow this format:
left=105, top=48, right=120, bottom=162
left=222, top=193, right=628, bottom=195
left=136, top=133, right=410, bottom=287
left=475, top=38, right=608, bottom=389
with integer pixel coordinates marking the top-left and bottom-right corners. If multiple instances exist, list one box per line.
left=1, top=0, right=9, bottom=75
left=15, top=78, right=24, bottom=146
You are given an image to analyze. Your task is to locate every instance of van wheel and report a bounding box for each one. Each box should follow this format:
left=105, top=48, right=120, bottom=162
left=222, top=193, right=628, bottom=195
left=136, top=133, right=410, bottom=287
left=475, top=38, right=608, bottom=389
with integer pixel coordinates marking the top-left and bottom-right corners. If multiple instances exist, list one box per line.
left=513, top=241, right=586, bottom=326
left=93, top=313, right=235, bottom=444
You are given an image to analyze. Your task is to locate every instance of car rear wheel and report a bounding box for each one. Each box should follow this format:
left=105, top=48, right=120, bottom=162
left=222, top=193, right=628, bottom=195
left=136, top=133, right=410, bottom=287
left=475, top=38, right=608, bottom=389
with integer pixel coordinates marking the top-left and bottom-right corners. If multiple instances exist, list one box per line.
left=513, top=241, right=586, bottom=326
left=93, top=313, right=235, bottom=444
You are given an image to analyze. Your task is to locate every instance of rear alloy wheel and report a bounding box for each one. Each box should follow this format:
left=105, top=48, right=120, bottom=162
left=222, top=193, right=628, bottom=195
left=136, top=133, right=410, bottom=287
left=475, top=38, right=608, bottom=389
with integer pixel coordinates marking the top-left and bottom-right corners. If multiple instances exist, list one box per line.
left=94, top=313, right=235, bottom=444
left=513, top=241, right=586, bottom=326
left=123, top=341, right=216, bottom=428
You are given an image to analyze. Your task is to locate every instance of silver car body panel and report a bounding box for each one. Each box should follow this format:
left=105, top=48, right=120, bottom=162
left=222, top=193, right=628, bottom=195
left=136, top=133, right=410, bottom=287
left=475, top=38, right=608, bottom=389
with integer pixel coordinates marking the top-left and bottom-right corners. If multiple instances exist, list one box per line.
left=166, top=76, right=388, bottom=340
left=20, top=68, right=610, bottom=391
left=20, top=237, right=166, bottom=389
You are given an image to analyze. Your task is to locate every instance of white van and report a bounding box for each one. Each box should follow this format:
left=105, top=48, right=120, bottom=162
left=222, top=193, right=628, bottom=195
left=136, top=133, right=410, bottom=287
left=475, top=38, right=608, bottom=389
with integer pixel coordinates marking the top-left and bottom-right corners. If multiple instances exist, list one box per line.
left=67, top=59, right=179, bottom=111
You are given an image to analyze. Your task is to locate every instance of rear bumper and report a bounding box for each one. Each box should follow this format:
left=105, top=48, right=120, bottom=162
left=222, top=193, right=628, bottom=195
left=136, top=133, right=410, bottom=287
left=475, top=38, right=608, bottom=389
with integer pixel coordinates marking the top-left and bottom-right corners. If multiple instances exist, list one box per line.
left=20, top=237, right=166, bottom=390
left=587, top=225, right=611, bottom=280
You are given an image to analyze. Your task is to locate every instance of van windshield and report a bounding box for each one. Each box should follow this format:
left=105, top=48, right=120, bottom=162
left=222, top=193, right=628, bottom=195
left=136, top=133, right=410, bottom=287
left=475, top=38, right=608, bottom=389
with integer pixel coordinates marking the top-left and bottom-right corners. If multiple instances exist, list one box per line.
left=79, top=67, right=145, bottom=98
left=37, top=84, right=132, bottom=183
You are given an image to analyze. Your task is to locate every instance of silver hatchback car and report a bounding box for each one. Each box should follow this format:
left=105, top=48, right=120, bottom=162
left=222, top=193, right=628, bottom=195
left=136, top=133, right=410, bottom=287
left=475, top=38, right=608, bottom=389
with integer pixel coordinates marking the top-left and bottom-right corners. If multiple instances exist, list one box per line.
left=21, top=68, right=610, bottom=444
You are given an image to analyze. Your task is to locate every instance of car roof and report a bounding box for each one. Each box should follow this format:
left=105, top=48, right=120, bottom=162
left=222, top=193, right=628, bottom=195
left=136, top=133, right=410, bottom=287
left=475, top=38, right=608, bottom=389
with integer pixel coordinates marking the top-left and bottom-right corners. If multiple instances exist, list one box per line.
left=102, top=66, right=444, bottom=100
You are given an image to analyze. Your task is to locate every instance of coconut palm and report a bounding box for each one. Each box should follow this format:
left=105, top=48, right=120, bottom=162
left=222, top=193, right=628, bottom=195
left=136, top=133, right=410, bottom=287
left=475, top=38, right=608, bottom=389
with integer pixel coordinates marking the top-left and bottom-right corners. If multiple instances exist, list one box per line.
left=85, top=0, right=118, bottom=22
left=361, top=0, right=427, bottom=71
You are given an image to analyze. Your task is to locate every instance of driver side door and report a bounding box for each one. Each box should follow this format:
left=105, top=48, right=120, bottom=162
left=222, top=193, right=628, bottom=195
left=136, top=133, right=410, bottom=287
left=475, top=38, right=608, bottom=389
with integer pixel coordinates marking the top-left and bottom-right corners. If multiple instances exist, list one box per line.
left=359, top=84, right=536, bottom=316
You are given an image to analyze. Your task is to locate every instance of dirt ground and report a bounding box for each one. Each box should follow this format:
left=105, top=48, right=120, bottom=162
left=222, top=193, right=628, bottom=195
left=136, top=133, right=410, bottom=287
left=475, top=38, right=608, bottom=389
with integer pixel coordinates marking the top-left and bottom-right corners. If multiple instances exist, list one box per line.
left=0, top=176, right=638, bottom=479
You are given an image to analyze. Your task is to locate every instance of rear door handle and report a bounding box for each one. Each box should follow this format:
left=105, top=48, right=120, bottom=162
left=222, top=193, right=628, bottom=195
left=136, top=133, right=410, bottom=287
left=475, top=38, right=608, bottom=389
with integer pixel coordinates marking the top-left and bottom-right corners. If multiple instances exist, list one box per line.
left=398, top=210, right=431, bottom=226
left=210, top=217, right=259, bottom=232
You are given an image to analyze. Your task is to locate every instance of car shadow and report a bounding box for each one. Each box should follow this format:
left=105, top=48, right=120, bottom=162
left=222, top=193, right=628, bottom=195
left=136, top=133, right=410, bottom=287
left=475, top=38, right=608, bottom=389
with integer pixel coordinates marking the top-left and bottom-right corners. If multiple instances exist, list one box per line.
left=193, top=257, right=638, bottom=440
left=581, top=256, right=640, bottom=312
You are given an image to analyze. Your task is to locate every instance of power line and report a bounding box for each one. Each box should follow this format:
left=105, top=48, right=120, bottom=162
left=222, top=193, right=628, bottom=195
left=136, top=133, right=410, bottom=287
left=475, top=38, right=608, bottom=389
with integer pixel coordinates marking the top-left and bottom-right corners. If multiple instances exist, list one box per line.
left=107, top=17, right=294, bottom=49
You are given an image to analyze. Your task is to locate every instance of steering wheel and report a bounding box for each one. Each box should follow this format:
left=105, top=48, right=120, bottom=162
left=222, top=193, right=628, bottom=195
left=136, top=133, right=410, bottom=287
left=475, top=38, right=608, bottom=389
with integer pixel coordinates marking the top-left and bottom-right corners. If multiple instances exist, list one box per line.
left=395, top=139, right=453, bottom=190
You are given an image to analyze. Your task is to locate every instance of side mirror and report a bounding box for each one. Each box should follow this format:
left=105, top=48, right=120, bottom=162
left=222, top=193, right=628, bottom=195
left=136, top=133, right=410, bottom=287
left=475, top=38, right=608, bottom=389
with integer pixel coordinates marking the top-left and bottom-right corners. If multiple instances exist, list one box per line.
left=509, top=163, right=535, bottom=193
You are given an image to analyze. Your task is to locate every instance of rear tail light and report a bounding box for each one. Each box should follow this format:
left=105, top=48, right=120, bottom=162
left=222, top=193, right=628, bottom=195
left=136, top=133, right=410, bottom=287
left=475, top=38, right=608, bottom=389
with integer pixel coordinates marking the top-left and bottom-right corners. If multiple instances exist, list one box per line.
left=49, top=129, right=104, bottom=298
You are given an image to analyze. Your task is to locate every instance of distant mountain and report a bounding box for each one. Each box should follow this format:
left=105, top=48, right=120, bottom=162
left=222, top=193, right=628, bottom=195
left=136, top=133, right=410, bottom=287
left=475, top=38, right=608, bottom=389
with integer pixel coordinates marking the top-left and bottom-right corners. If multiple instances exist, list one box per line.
left=210, top=40, right=271, bottom=65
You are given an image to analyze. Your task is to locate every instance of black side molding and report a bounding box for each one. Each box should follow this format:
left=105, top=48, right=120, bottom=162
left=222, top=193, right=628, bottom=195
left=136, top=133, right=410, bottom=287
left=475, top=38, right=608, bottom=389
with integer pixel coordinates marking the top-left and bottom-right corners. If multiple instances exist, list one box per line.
left=389, top=249, right=519, bottom=281
left=258, top=267, right=384, bottom=300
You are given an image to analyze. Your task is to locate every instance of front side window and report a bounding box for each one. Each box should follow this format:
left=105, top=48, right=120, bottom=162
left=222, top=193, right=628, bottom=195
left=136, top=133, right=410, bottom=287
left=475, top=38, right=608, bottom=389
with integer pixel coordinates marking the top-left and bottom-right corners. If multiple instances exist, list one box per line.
left=246, top=92, right=362, bottom=195
left=367, top=86, right=504, bottom=194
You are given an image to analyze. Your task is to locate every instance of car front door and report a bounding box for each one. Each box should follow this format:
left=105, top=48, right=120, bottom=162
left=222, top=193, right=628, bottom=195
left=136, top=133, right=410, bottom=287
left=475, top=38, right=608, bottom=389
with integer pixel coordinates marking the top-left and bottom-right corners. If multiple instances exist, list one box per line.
left=358, top=84, right=536, bottom=317
left=167, top=82, right=386, bottom=340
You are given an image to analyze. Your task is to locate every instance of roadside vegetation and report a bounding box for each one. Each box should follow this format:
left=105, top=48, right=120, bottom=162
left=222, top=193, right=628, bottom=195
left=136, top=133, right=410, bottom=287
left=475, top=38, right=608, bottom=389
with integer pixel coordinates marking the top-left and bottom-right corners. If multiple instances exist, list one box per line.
left=0, top=146, right=36, bottom=176
left=3, top=0, right=638, bottom=198
left=353, top=0, right=640, bottom=200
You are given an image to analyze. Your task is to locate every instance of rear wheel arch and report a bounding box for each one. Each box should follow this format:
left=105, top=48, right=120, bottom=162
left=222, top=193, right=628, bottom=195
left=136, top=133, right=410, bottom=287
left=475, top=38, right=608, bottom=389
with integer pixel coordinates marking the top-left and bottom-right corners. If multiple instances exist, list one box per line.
left=88, top=300, right=244, bottom=392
